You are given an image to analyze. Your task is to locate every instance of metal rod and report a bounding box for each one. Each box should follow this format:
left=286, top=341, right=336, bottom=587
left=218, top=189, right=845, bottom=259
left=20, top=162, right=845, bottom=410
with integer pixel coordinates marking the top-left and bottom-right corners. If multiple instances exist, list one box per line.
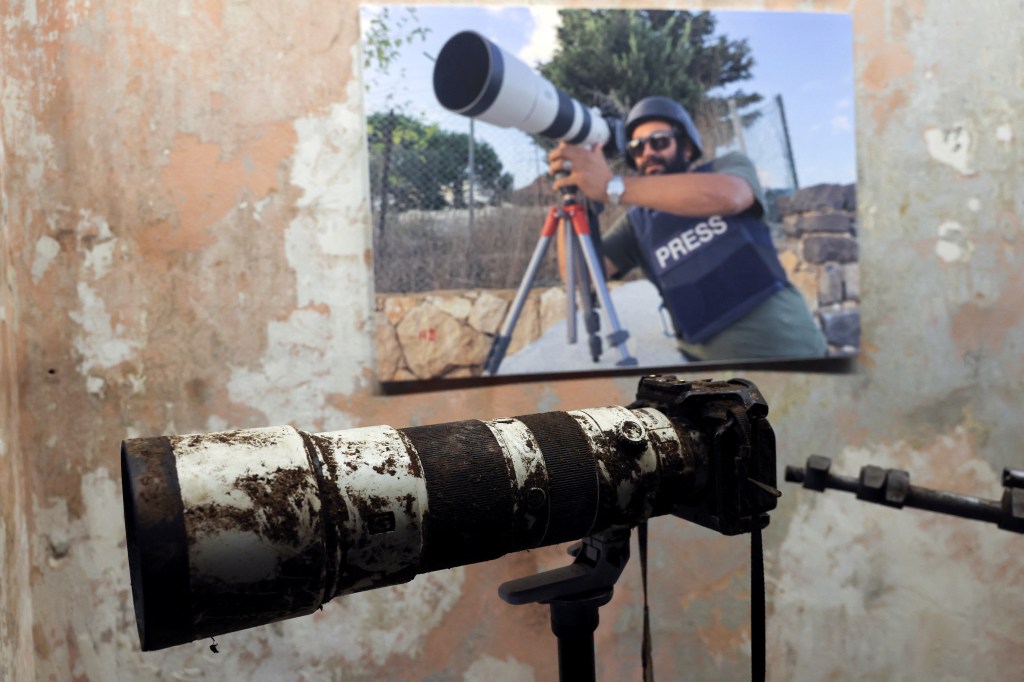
left=776, top=94, right=800, bottom=190
left=785, top=459, right=1016, bottom=531
left=484, top=235, right=553, bottom=374
left=576, top=232, right=636, bottom=365
left=566, top=219, right=577, bottom=344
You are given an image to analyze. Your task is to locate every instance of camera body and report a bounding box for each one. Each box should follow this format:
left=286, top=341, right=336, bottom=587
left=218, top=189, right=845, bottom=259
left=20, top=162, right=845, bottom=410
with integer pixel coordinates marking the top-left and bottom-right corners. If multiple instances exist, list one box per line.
left=632, top=375, right=778, bottom=535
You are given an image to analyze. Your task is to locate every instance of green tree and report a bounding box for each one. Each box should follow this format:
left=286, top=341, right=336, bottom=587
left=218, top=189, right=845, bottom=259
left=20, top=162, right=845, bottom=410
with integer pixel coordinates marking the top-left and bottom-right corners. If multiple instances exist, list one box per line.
left=538, top=10, right=761, bottom=151
left=362, top=7, right=430, bottom=112
left=367, top=112, right=513, bottom=211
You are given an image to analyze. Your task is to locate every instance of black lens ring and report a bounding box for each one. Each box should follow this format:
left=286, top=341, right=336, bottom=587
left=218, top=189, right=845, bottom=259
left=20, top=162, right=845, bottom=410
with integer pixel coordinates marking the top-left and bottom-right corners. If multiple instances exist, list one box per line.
left=567, top=106, right=593, bottom=145
left=463, top=40, right=505, bottom=117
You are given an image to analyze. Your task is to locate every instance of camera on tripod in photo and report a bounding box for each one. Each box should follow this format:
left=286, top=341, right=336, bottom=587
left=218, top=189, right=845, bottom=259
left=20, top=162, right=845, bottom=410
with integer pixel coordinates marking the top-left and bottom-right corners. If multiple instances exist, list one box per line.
left=432, top=31, right=636, bottom=374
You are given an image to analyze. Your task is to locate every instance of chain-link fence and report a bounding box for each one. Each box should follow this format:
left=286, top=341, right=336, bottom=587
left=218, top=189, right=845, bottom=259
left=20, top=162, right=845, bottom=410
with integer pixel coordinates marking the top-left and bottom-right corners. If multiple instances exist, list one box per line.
left=712, top=95, right=800, bottom=223
left=367, top=97, right=797, bottom=294
left=368, top=114, right=562, bottom=293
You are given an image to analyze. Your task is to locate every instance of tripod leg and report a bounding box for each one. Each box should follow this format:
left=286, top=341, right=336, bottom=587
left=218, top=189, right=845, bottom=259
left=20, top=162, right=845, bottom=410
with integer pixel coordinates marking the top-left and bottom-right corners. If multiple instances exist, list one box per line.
left=574, top=232, right=638, bottom=367
left=565, top=220, right=578, bottom=345
left=484, top=235, right=553, bottom=375
left=572, top=239, right=602, bottom=362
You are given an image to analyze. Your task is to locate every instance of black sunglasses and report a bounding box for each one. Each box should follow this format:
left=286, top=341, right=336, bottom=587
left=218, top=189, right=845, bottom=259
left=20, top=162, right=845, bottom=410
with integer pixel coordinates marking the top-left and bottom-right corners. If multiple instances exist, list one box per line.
left=627, top=130, right=676, bottom=158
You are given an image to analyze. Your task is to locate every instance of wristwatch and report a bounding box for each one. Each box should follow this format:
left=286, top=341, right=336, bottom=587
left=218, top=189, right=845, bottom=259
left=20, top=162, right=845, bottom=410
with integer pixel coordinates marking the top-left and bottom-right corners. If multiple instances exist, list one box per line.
left=605, top=175, right=625, bottom=206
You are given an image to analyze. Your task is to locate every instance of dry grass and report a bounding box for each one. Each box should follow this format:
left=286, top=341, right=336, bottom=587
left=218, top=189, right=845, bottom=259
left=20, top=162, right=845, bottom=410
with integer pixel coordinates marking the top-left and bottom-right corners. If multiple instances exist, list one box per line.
left=372, top=204, right=627, bottom=293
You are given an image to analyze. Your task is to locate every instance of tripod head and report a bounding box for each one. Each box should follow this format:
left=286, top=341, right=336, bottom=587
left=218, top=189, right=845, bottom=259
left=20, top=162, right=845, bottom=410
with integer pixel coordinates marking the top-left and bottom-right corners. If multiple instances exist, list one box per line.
left=552, top=168, right=581, bottom=206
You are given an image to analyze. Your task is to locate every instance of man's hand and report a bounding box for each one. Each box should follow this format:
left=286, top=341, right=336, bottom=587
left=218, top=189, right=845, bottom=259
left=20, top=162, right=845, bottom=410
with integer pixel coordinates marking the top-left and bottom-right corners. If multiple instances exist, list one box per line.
left=548, top=143, right=613, bottom=202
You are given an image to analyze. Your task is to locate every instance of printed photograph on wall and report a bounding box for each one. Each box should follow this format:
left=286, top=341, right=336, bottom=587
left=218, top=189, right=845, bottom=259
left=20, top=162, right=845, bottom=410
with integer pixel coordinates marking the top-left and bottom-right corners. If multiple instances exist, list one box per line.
left=361, top=5, right=859, bottom=384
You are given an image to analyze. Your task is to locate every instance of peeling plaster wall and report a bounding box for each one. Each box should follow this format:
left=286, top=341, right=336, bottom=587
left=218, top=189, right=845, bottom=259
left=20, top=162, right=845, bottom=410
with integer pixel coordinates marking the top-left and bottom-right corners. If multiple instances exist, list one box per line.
left=1, top=0, right=1023, bottom=680
left=1, top=104, right=36, bottom=682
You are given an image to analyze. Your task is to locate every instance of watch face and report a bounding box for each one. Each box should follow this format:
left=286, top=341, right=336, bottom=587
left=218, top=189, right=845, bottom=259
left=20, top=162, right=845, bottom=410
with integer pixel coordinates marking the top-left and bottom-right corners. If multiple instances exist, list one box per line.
left=608, top=176, right=624, bottom=204
left=606, top=176, right=622, bottom=202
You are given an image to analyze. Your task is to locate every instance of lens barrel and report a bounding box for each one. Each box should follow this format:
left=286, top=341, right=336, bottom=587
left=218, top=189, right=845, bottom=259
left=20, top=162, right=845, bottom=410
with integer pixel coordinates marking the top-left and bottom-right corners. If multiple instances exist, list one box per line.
left=432, top=31, right=610, bottom=148
left=122, top=406, right=700, bottom=650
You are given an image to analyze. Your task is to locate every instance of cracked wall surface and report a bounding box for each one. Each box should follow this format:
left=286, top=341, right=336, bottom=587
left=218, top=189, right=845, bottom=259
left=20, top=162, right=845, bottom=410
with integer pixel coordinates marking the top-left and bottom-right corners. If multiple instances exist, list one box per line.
left=2, top=0, right=1023, bottom=679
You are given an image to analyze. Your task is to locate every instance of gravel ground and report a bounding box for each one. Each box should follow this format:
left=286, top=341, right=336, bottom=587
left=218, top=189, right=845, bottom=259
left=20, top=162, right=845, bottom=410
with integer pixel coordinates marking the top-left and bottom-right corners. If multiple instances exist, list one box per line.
left=498, top=279, right=689, bottom=376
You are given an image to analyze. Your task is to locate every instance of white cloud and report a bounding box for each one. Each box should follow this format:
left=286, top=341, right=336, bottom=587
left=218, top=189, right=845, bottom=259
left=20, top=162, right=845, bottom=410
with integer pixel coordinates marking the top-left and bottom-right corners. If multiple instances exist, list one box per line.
left=800, top=79, right=827, bottom=93
left=831, top=114, right=852, bottom=132
left=517, top=6, right=563, bottom=67
left=835, top=97, right=851, bottom=110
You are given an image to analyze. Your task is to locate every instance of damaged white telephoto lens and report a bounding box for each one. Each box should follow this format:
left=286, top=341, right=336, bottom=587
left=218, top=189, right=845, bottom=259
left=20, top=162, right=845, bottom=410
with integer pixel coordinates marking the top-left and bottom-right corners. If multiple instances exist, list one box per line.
left=121, top=377, right=777, bottom=651
left=433, top=30, right=611, bottom=148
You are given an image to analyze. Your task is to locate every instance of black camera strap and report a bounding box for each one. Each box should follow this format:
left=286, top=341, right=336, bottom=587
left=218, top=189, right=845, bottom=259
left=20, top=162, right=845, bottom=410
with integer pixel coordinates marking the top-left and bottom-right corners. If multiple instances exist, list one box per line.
left=630, top=381, right=773, bottom=681
left=727, top=404, right=768, bottom=682
left=638, top=522, right=766, bottom=682
left=752, top=525, right=766, bottom=682
left=639, top=520, right=654, bottom=682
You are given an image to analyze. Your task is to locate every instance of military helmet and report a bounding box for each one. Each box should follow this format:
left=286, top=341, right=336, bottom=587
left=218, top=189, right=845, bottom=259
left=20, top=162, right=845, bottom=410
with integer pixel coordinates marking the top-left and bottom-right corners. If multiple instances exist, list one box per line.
left=624, top=96, right=704, bottom=167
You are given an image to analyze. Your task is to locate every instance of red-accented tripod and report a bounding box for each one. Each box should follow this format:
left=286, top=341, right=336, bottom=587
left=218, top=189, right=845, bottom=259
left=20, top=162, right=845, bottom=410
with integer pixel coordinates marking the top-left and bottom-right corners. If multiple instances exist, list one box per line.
left=483, top=192, right=637, bottom=375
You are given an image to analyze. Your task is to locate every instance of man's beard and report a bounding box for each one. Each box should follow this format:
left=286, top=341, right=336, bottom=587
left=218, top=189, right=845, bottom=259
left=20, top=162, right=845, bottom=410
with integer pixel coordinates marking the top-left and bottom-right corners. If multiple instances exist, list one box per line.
left=640, top=147, right=691, bottom=175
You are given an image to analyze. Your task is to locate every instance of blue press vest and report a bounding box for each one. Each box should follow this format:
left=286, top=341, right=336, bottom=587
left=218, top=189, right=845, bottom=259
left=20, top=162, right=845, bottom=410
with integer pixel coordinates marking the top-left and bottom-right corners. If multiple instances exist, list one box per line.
left=627, top=172, right=789, bottom=343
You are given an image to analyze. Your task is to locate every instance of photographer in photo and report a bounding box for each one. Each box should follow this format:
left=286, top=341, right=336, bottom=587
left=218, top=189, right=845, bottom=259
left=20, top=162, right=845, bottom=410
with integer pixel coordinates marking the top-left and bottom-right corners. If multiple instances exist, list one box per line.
left=549, top=96, right=828, bottom=361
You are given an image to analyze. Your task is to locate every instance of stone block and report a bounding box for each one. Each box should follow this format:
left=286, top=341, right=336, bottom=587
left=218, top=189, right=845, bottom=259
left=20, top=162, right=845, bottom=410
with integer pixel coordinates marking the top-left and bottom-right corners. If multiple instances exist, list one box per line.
left=778, top=249, right=800, bottom=277
left=803, top=235, right=859, bottom=264
left=396, top=301, right=490, bottom=379
left=818, top=263, right=845, bottom=306
left=844, top=184, right=857, bottom=212
left=443, top=366, right=480, bottom=379
left=797, top=213, right=854, bottom=235
left=778, top=183, right=850, bottom=215
left=844, top=263, right=860, bottom=301
left=790, top=269, right=818, bottom=312
left=775, top=193, right=796, bottom=216
left=468, top=290, right=510, bottom=333
left=508, top=292, right=540, bottom=355
left=781, top=215, right=802, bottom=237
left=383, top=294, right=420, bottom=326
left=820, top=308, right=860, bottom=347
left=426, top=292, right=473, bottom=321
left=374, top=311, right=403, bottom=381
left=391, top=367, right=418, bottom=382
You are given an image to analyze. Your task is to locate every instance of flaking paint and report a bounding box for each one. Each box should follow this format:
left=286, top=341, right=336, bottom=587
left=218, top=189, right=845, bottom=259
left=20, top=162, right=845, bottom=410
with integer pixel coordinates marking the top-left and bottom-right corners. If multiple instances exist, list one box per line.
left=228, top=95, right=374, bottom=430
left=2, top=0, right=1024, bottom=680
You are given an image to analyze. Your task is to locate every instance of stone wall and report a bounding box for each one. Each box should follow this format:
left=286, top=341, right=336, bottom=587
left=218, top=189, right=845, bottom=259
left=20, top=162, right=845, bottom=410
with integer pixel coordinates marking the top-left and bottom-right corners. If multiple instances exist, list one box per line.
left=376, top=286, right=571, bottom=381
left=776, top=183, right=860, bottom=354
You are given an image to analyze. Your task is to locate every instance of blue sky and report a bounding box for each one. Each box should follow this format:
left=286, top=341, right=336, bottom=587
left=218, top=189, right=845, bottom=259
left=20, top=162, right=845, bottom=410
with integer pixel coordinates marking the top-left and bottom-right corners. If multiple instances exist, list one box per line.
left=360, top=5, right=856, bottom=189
